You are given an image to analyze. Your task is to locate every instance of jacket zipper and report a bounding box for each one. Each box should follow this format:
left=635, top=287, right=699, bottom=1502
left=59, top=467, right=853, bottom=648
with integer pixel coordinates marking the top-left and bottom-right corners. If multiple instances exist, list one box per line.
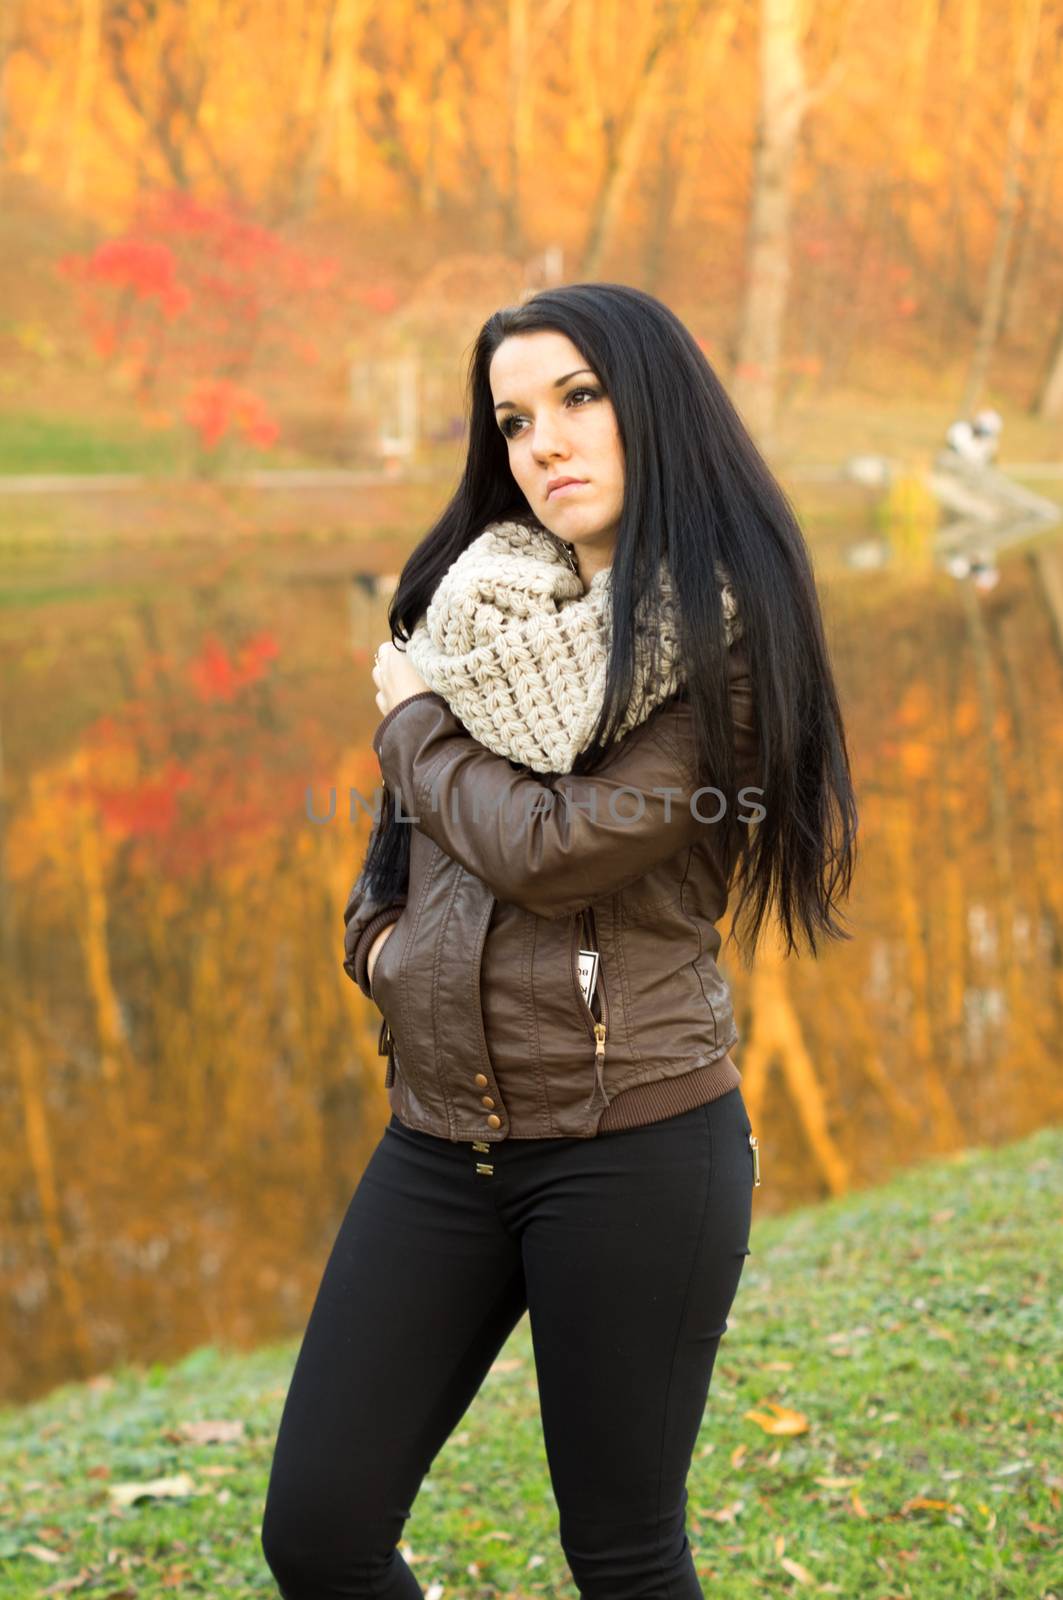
left=575, top=908, right=609, bottom=1110
left=378, top=1016, right=395, bottom=1087
left=371, top=922, right=397, bottom=1087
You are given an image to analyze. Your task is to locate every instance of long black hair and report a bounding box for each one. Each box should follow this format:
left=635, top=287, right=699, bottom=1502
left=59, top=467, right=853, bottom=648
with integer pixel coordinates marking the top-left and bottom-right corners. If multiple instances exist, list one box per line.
left=356, top=281, right=857, bottom=964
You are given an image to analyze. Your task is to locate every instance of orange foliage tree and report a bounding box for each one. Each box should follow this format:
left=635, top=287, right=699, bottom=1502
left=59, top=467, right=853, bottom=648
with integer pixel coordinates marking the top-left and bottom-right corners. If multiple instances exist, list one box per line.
left=57, top=190, right=344, bottom=463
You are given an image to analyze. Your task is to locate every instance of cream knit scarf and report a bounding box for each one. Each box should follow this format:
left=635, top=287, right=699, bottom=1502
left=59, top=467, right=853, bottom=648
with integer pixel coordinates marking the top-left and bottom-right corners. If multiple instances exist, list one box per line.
left=404, top=517, right=741, bottom=775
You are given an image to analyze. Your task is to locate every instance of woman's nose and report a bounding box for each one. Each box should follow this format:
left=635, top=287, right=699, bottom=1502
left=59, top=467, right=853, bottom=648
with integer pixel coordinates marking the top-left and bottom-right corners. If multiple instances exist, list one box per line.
left=530, top=413, right=570, bottom=459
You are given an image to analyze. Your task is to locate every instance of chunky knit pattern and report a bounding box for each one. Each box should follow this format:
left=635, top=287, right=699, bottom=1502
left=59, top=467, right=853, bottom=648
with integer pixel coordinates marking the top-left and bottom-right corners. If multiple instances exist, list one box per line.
left=404, top=517, right=741, bottom=775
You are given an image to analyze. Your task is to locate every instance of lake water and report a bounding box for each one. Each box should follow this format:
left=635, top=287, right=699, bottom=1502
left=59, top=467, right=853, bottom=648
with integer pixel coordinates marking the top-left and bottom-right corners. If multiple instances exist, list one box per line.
left=2, top=493, right=1061, bottom=1404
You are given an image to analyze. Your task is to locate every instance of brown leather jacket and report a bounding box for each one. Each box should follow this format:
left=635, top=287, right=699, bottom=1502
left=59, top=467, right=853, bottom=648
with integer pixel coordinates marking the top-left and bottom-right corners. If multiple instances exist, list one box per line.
left=342, top=639, right=760, bottom=1142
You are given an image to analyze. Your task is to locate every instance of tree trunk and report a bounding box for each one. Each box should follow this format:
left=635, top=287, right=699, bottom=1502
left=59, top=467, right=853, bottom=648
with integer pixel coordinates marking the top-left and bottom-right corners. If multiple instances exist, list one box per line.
left=502, top=0, right=530, bottom=256
left=1034, top=302, right=1063, bottom=420
left=579, top=0, right=692, bottom=278
left=289, top=0, right=364, bottom=221
left=941, top=0, right=980, bottom=357
left=881, top=795, right=966, bottom=1150
left=961, top=0, right=1043, bottom=415
left=669, top=4, right=740, bottom=232
left=65, top=0, right=102, bottom=206
left=733, top=921, right=853, bottom=1198
left=640, top=63, right=683, bottom=292
left=0, top=0, right=14, bottom=158
left=1001, top=31, right=1062, bottom=337
left=729, top=0, right=807, bottom=451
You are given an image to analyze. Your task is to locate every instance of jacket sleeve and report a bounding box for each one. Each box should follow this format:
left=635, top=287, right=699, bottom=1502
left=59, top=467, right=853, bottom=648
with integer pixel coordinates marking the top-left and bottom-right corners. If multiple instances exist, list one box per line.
left=370, top=649, right=758, bottom=921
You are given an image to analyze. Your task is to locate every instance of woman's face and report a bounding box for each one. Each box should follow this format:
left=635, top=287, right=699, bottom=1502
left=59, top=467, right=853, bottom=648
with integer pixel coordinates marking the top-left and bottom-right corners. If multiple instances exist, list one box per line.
left=488, top=330, right=624, bottom=562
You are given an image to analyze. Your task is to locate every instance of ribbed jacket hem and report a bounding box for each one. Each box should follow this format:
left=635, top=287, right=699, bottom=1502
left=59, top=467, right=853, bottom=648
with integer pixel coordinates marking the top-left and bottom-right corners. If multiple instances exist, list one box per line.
left=595, top=1053, right=742, bottom=1132
left=372, top=691, right=446, bottom=756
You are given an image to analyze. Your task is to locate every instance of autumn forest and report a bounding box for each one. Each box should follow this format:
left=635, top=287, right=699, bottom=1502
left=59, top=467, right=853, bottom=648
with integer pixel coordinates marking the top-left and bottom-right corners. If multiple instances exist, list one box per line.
left=1, top=0, right=1062, bottom=1408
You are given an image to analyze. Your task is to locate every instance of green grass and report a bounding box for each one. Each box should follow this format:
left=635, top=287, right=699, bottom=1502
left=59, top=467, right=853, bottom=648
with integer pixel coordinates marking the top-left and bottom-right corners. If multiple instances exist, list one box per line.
left=0, top=413, right=189, bottom=476
left=0, top=411, right=385, bottom=477
left=1, top=1125, right=1060, bottom=1599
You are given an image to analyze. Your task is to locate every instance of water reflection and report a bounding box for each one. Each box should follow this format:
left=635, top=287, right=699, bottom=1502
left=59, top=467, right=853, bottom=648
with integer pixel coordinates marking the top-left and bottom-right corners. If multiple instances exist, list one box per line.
left=1, top=499, right=1061, bottom=1403
left=839, top=447, right=1061, bottom=584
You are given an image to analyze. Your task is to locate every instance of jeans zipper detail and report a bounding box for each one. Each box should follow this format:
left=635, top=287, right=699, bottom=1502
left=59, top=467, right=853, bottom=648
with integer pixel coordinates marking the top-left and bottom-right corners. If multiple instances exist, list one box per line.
left=749, top=1131, right=761, bottom=1186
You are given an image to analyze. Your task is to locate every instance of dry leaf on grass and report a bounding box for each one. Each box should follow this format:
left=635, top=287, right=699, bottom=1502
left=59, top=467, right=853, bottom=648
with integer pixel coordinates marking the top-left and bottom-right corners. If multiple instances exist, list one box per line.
left=108, top=1472, right=199, bottom=1507
left=743, top=1402, right=810, bottom=1436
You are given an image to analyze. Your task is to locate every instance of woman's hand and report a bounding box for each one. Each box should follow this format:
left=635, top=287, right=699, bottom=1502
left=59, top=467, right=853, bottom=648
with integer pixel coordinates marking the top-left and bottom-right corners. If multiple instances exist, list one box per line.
left=372, top=640, right=432, bottom=718
left=366, top=923, right=396, bottom=993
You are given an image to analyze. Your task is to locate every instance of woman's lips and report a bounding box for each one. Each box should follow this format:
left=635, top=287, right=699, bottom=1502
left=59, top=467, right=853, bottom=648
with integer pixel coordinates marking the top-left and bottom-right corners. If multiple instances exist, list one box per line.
left=548, top=480, right=588, bottom=498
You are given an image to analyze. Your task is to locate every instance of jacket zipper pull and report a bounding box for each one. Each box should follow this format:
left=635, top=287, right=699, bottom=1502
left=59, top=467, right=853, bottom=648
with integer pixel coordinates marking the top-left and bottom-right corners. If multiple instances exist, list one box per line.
left=377, top=1016, right=396, bottom=1087
left=590, top=1024, right=608, bottom=1110
left=749, top=1132, right=761, bottom=1186
left=592, top=1022, right=607, bottom=1106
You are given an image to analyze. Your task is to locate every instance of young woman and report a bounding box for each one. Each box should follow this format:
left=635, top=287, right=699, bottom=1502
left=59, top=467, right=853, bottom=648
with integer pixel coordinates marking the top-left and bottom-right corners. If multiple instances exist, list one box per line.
left=261, top=282, right=858, bottom=1599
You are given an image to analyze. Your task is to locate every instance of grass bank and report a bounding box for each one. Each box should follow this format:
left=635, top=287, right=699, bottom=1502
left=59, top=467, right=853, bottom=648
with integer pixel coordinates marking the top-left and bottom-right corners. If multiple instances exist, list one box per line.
left=0, top=1124, right=1059, bottom=1598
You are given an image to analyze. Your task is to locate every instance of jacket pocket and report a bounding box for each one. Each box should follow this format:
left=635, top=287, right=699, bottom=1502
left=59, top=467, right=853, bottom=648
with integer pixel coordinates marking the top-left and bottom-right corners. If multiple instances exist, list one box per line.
left=368, top=920, right=399, bottom=1007
left=571, top=907, right=610, bottom=1109
left=368, top=911, right=405, bottom=1008
left=342, top=881, right=409, bottom=991
left=370, top=918, right=404, bottom=1090
left=572, top=908, right=610, bottom=1029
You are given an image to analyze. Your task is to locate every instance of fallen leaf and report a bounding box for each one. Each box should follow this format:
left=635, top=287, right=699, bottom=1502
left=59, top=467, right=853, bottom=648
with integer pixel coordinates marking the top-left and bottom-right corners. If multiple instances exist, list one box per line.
left=705, top=1499, right=745, bottom=1523
left=22, top=1544, right=62, bottom=1563
left=108, top=1473, right=198, bottom=1508
left=900, top=1496, right=963, bottom=1517
left=172, top=1419, right=246, bottom=1445
left=743, top=1402, right=809, bottom=1436
left=780, top=1555, right=816, bottom=1584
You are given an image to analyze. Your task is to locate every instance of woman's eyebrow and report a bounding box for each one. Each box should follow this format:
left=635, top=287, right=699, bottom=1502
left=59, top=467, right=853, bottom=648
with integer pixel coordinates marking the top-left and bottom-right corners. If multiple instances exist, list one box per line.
left=493, top=368, right=597, bottom=411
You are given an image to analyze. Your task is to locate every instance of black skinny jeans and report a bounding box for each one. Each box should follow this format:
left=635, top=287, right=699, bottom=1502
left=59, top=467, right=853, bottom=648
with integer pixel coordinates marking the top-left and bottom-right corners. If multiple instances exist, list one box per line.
left=261, top=1085, right=755, bottom=1600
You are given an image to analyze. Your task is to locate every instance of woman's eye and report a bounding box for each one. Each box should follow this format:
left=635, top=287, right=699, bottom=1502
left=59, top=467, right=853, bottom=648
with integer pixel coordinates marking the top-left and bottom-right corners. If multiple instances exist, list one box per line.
left=499, top=386, right=601, bottom=440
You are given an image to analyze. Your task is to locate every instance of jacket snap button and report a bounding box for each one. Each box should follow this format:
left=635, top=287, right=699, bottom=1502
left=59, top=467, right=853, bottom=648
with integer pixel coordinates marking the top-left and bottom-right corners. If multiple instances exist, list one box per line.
left=481, top=1095, right=495, bottom=1108
left=474, top=1073, right=488, bottom=1087
left=486, top=1114, right=502, bottom=1128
